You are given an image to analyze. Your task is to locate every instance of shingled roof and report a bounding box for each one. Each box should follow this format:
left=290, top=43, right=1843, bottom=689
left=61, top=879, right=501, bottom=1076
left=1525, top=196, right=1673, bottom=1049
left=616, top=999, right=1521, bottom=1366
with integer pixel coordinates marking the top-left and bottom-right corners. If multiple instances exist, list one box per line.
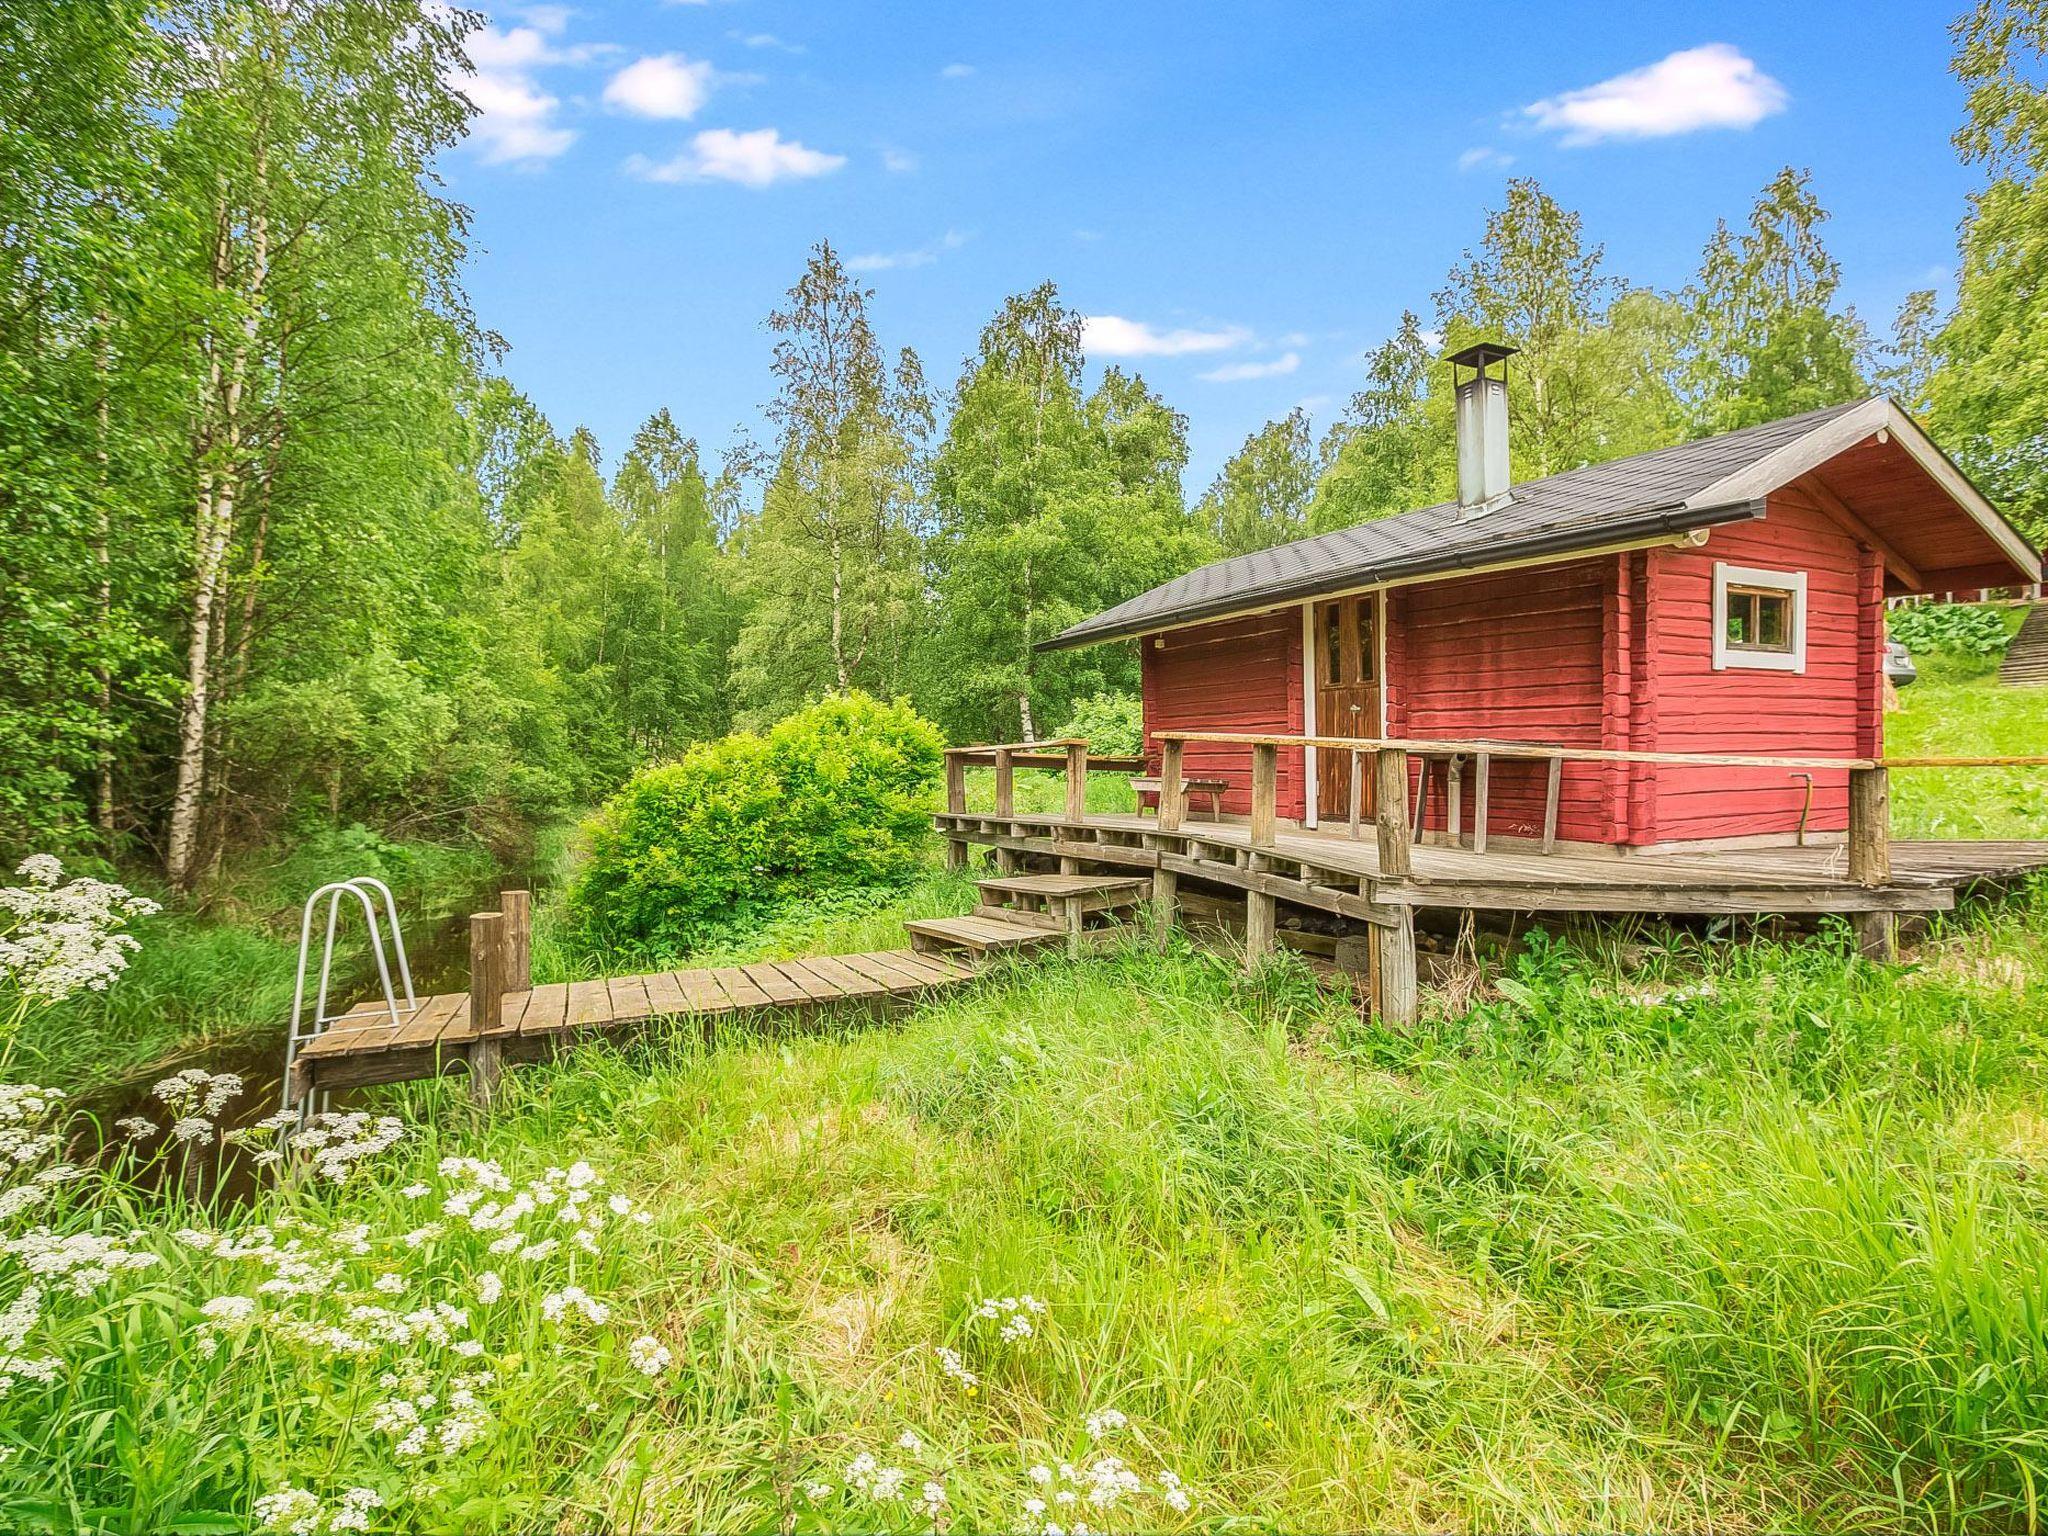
left=1043, top=396, right=1988, bottom=652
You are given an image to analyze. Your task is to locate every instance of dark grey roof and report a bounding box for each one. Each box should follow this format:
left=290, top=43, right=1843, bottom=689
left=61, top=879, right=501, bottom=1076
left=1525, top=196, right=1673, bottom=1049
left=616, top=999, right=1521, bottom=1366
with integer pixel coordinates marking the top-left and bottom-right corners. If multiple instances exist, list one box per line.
left=1042, top=398, right=1876, bottom=651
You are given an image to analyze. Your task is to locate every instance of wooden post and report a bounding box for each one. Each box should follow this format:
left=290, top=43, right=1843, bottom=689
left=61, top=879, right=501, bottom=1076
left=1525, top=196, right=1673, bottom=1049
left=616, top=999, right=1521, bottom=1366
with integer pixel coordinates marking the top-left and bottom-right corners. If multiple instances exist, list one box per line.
left=1472, top=753, right=1490, bottom=856
left=1374, top=747, right=1411, bottom=881
left=468, top=910, right=507, bottom=1106
left=1375, top=907, right=1417, bottom=1025
left=1064, top=742, right=1088, bottom=824
left=500, top=889, right=532, bottom=992
left=1542, top=757, right=1563, bottom=854
left=1245, top=890, right=1276, bottom=963
left=993, top=748, right=1014, bottom=817
left=1446, top=755, right=1463, bottom=850
left=1152, top=866, right=1178, bottom=950
left=1250, top=743, right=1278, bottom=849
left=1848, top=766, right=1891, bottom=887
left=1346, top=748, right=1363, bottom=838
left=1852, top=910, right=1897, bottom=962
left=944, top=751, right=967, bottom=815
left=1158, top=740, right=1185, bottom=832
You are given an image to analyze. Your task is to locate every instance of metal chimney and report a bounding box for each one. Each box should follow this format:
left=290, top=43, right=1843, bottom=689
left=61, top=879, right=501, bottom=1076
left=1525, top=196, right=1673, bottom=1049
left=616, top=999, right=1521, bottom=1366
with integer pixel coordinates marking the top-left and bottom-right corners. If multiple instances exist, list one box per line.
left=1449, top=341, right=1516, bottom=517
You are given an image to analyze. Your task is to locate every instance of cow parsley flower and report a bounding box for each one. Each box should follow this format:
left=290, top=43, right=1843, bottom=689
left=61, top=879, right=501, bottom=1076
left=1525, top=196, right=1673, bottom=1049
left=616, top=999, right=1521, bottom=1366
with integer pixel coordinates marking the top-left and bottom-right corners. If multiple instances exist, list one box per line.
left=0, top=859, right=156, bottom=1001
left=114, top=1116, right=157, bottom=1140
left=1083, top=1407, right=1127, bottom=1440
left=626, top=1334, right=672, bottom=1377
left=934, top=1345, right=977, bottom=1387
left=474, top=1270, right=503, bottom=1305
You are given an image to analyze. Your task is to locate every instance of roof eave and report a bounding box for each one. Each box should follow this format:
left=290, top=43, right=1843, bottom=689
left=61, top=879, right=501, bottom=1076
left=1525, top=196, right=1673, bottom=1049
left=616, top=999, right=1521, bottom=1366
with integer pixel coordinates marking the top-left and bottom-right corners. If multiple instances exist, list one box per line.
left=1036, top=497, right=1766, bottom=653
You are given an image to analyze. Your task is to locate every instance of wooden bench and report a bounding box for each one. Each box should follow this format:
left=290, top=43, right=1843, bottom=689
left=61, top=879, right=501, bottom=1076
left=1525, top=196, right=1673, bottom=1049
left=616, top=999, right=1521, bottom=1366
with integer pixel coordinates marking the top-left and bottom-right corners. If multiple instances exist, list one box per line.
left=1132, top=774, right=1229, bottom=822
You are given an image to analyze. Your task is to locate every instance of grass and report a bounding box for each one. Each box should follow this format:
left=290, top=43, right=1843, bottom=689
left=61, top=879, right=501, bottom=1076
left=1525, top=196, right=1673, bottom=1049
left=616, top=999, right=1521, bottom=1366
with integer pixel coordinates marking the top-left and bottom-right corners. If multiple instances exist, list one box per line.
left=1890, top=651, right=2048, bottom=840
left=13, top=881, right=2048, bottom=1532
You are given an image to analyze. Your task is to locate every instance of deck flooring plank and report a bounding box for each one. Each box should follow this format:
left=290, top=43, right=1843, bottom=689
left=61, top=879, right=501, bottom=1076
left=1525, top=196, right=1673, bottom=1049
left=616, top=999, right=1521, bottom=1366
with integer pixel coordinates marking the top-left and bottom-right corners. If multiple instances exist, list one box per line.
left=744, top=962, right=810, bottom=1008
left=641, top=969, right=691, bottom=1017
left=804, top=954, right=890, bottom=998
left=394, top=992, right=470, bottom=1048
left=839, top=952, right=926, bottom=990
left=769, top=958, right=839, bottom=1003
left=672, top=968, right=731, bottom=1014
left=708, top=966, right=775, bottom=1011
left=518, top=982, right=571, bottom=1037
left=607, top=974, right=653, bottom=1022
left=566, top=979, right=613, bottom=1030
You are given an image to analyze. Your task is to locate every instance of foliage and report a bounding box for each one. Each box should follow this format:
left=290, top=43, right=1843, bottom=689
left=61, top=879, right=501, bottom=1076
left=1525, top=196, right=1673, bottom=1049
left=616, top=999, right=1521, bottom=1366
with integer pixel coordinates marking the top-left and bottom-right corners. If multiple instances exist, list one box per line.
left=1060, top=692, right=1145, bottom=756
left=1196, top=409, right=1319, bottom=555
left=1886, top=600, right=2017, bottom=657
left=1934, top=0, right=2048, bottom=545
left=566, top=693, right=943, bottom=957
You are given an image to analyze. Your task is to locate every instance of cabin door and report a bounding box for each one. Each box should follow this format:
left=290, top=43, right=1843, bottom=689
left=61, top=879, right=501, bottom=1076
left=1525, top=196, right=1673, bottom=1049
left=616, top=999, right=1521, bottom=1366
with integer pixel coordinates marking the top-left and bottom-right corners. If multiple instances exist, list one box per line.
left=1313, top=594, right=1380, bottom=821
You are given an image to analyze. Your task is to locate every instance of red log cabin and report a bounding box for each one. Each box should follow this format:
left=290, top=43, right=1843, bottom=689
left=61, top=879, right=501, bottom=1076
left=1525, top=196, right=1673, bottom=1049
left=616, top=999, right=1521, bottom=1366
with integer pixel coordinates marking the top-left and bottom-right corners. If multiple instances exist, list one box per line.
left=1043, top=344, right=2044, bottom=854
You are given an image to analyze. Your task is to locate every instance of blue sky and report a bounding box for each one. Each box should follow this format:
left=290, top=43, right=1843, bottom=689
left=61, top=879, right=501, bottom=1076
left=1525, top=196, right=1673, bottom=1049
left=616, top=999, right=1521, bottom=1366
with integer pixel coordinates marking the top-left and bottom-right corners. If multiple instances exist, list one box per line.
left=445, top=0, right=1974, bottom=490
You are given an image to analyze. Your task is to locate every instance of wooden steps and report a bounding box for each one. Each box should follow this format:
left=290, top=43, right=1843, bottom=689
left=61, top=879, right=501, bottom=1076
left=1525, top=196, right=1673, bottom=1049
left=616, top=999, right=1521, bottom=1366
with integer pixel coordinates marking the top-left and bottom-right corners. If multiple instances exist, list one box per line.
left=903, top=913, right=1065, bottom=956
left=1999, top=603, right=2048, bottom=687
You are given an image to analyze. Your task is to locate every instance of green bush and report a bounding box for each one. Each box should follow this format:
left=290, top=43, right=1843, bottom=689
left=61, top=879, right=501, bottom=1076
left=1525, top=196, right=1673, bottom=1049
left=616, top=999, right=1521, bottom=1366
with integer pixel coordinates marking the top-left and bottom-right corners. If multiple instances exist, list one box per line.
left=1061, top=690, right=1144, bottom=755
left=566, top=693, right=944, bottom=956
left=1886, top=601, right=2013, bottom=658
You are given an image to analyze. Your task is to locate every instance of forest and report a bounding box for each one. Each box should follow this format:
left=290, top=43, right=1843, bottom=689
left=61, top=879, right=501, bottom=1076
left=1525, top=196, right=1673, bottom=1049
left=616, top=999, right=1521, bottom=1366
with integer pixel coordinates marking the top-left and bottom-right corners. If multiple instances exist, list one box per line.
left=4, top=0, right=2047, bottom=897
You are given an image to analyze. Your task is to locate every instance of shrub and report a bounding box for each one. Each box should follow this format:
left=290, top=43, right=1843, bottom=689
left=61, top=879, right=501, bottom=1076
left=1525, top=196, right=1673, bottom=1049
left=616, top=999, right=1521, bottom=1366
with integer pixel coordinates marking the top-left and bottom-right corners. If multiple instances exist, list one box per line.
left=1886, top=601, right=2012, bottom=658
left=1061, top=691, right=1144, bottom=755
left=567, top=693, right=943, bottom=956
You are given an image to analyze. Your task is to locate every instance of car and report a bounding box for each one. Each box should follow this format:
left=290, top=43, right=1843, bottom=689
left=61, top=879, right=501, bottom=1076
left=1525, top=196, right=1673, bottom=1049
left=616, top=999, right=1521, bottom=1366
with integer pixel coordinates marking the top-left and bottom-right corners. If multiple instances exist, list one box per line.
left=1884, top=639, right=1917, bottom=687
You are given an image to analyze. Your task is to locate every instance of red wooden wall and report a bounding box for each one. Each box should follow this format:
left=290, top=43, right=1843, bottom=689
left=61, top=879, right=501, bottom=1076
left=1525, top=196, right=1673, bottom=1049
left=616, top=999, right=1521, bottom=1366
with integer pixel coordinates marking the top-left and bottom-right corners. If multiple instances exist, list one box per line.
left=1644, top=493, right=1875, bottom=843
left=1140, top=610, right=1306, bottom=818
left=1386, top=558, right=1614, bottom=842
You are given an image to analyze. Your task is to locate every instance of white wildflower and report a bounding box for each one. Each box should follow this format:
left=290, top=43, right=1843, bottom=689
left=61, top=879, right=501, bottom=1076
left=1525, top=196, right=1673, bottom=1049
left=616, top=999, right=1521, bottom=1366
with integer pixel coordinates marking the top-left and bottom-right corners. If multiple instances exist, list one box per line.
left=200, top=1295, right=257, bottom=1327
left=170, top=1117, right=213, bottom=1145
left=114, top=1116, right=157, bottom=1140
left=474, top=1270, right=502, bottom=1305
left=919, top=1479, right=947, bottom=1516
left=803, top=1481, right=834, bottom=1502
left=540, top=1285, right=608, bottom=1325
left=626, top=1334, right=672, bottom=1377
left=896, top=1429, right=923, bottom=1453
left=252, top=1485, right=321, bottom=1535
left=1083, top=1407, right=1127, bottom=1440
left=935, top=1345, right=978, bottom=1387
left=0, top=860, right=155, bottom=1001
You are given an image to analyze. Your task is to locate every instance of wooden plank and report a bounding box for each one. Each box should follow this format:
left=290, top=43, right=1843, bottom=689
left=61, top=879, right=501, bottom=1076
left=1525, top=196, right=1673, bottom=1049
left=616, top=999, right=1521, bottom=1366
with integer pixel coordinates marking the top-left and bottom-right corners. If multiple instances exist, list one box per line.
left=642, top=969, right=690, bottom=1017
left=1473, top=752, right=1490, bottom=856
left=804, top=953, right=892, bottom=999
left=670, top=967, right=729, bottom=1014
left=607, top=974, right=654, bottom=1022
left=566, top=979, right=613, bottom=1029
left=1542, top=757, right=1563, bottom=854
left=774, top=957, right=844, bottom=1003
left=713, top=966, right=777, bottom=1010
left=836, top=952, right=922, bottom=991
left=341, top=991, right=460, bottom=1056
left=392, top=992, right=468, bottom=1049
left=517, top=982, right=571, bottom=1037
left=743, top=962, right=810, bottom=1008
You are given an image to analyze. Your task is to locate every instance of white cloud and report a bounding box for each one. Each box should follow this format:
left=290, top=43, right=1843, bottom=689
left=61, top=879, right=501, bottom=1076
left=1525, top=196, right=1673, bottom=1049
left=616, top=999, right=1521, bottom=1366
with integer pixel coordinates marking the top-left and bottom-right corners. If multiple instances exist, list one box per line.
left=939, top=62, right=975, bottom=79
left=731, top=30, right=802, bottom=52
left=880, top=146, right=919, bottom=174
left=847, top=230, right=970, bottom=273
left=1199, top=351, right=1301, bottom=383
left=625, top=128, right=846, bottom=187
left=1521, top=44, right=1788, bottom=145
left=453, top=16, right=618, bottom=165
left=604, top=53, right=716, bottom=119
left=1083, top=315, right=1250, bottom=358
left=1457, top=145, right=1515, bottom=172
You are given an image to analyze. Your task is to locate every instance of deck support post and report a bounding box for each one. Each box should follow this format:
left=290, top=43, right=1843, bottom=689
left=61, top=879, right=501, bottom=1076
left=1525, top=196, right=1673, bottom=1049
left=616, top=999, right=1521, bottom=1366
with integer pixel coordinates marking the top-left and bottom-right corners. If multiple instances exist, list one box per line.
left=1064, top=742, right=1088, bottom=825
left=1849, top=766, right=1891, bottom=888
left=946, top=838, right=968, bottom=872
left=1244, top=889, right=1276, bottom=964
left=1347, top=749, right=1364, bottom=838
left=1374, top=748, right=1412, bottom=882
left=1158, top=740, right=1185, bottom=832
left=1250, top=743, right=1278, bottom=849
left=1852, top=910, right=1897, bottom=963
left=1375, top=906, right=1417, bottom=1025
left=994, top=748, right=1015, bottom=818
left=468, top=910, right=507, bottom=1107
left=994, top=845, right=1019, bottom=874
left=1152, top=866, right=1178, bottom=950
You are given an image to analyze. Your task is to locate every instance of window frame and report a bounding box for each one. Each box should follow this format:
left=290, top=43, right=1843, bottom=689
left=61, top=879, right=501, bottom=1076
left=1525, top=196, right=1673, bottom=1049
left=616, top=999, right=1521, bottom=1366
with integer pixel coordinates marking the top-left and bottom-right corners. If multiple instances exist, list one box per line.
left=1711, top=561, right=1807, bottom=674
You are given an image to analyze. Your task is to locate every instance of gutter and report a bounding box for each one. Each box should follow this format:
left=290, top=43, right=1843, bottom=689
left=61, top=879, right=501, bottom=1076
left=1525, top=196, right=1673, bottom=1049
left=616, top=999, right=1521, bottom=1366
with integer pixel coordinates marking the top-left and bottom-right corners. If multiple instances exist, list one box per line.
left=1035, top=497, right=1768, bottom=653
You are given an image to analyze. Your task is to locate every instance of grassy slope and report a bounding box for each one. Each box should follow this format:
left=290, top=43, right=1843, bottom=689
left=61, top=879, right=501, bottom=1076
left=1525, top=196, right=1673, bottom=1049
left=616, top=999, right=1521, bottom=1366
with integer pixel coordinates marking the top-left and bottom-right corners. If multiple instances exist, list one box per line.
left=368, top=887, right=2048, bottom=1533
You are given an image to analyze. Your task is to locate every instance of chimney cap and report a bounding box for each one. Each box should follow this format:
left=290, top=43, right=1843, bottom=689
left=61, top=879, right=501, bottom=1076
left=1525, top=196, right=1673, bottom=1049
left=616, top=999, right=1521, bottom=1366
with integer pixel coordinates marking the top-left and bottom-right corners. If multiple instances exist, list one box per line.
left=1447, top=341, right=1519, bottom=371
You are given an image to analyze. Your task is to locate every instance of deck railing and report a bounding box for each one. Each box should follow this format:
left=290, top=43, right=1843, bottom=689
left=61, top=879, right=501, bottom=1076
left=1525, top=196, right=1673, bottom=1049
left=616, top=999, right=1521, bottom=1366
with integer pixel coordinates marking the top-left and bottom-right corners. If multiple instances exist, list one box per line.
left=945, top=731, right=2048, bottom=893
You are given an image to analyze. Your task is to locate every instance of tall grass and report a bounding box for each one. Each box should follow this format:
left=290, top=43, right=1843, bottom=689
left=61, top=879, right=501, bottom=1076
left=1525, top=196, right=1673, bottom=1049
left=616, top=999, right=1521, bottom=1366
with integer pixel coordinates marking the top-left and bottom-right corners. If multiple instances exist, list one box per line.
left=1890, top=643, right=2048, bottom=840
left=17, top=884, right=2048, bottom=1530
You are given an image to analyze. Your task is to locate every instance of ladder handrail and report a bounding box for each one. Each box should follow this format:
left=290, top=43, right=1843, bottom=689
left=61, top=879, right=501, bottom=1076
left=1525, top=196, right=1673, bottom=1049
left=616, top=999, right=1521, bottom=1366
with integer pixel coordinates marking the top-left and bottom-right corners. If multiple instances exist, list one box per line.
left=282, top=876, right=416, bottom=1113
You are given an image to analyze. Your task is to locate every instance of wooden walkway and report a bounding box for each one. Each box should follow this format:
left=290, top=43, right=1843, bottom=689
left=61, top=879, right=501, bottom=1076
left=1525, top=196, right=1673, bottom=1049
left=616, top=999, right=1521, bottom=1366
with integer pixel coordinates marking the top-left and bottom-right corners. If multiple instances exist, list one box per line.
left=291, top=948, right=974, bottom=1098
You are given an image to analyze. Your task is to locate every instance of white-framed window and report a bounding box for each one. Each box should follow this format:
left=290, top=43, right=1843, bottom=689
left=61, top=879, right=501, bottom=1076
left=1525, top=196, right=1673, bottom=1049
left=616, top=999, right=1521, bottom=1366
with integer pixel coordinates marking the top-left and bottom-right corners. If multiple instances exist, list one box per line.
left=1712, top=561, right=1807, bottom=673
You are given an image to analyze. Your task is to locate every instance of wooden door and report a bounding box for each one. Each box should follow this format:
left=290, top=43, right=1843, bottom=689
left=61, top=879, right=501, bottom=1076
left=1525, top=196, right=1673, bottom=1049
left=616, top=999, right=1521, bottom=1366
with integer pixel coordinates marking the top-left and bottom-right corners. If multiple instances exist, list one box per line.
left=1314, top=595, right=1380, bottom=821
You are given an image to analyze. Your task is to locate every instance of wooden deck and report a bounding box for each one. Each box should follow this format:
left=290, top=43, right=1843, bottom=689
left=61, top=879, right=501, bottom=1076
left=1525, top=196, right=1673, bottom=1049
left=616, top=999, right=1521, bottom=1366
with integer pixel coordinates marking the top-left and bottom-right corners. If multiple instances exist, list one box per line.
left=936, top=810, right=2048, bottom=917
left=291, top=947, right=975, bottom=1099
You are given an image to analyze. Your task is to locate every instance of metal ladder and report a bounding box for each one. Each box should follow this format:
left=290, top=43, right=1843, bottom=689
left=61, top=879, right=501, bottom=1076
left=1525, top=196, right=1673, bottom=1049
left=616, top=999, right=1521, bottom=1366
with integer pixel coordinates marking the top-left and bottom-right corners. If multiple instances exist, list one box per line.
left=281, top=877, right=416, bottom=1114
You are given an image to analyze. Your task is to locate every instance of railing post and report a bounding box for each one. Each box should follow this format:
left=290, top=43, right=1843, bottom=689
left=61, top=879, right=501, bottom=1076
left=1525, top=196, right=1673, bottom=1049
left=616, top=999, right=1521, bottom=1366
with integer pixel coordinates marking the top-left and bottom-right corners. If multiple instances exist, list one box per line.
left=500, top=889, right=532, bottom=992
left=1064, top=742, right=1088, bottom=824
left=944, top=751, right=967, bottom=815
left=1347, top=747, right=1364, bottom=838
left=1250, top=743, right=1278, bottom=849
left=1849, top=765, right=1891, bottom=888
left=993, top=748, right=1014, bottom=818
left=468, top=910, right=507, bottom=1106
left=1158, top=739, right=1184, bottom=832
left=1373, top=747, right=1411, bottom=881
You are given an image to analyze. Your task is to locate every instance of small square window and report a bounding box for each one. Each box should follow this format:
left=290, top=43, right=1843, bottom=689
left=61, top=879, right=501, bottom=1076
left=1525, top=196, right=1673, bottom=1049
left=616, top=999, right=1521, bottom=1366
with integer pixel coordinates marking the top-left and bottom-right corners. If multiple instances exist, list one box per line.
left=1712, top=563, right=1807, bottom=673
